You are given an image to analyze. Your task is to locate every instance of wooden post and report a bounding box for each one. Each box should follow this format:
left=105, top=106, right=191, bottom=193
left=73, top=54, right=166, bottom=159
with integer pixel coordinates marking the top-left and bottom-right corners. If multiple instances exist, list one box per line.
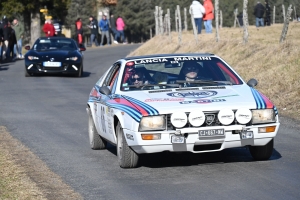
left=150, top=28, right=152, bottom=39
left=282, top=4, right=286, bottom=23
left=184, top=8, right=187, bottom=31
left=273, top=6, right=276, bottom=24
left=234, top=8, right=241, bottom=28
left=155, top=6, right=159, bottom=36
left=220, top=10, right=223, bottom=28
left=280, top=5, right=293, bottom=43
left=242, top=0, right=249, bottom=43
left=177, top=5, right=182, bottom=45
left=164, top=14, right=167, bottom=35
left=175, top=10, right=178, bottom=33
left=190, top=7, right=198, bottom=43
left=167, top=8, right=171, bottom=41
left=215, top=0, right=220, bottom=42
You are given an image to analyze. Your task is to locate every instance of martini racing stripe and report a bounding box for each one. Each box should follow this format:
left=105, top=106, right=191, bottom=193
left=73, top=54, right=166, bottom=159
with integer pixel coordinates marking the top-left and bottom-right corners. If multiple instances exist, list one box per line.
left=250, top=88, right=277, bottom=115
left=105, top=102, right=143, bottom=122
left=112, top=98, right=149, bottom=116
left=122, top=95, right=159, bottom=116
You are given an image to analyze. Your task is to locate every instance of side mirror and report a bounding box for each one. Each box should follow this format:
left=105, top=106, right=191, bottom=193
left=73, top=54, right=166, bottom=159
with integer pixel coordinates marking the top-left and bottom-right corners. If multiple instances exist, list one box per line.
left=99, top=86, right=111, bottom=96
left=247, top=78, right=258, bottom=87
left=78, top=44, right=86, bottom=51
left=24, top=45, right=31, bottom=50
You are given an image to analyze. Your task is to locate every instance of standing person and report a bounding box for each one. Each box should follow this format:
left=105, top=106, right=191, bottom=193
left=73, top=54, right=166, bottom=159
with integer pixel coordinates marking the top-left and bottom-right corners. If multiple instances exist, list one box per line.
left=115, top=16, right=126, bottom=44
left=88, top=16, right=99, bottom=47
left=0, top=19, right=3, bottom=61
left=264, top=1, right=271, bottom=26
left=43, top=20, right=55, bottom=37
left=53, top=19, right=62, bottom=36
left=203, top=0, right=214, bottom=33
left=189, top=0, right=206, bottom=34
left=99, top=15, right=110, bottom=46
left=2, top=16, right=9, bottom=60
left=254, top=1, right=265, bottom=27
left=12, top=18, right=24, bottom=59
left=6, top=22, right=17, bottom=61
left=110, top=14, right=118, bottom=44
left=75, top=18, right=83, bottom=45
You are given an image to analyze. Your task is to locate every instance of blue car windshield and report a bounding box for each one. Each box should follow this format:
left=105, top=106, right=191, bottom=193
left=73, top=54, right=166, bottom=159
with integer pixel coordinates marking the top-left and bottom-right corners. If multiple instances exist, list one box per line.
left=33, top=38, right=77, bottom=51
left=120, top=56, right=243, bottom=91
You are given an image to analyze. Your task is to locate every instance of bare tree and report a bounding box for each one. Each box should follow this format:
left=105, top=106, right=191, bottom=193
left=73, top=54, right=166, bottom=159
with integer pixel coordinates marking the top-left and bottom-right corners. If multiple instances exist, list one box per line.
left=155, top=6, right=159, bottom=36
left=184, top=8, right=187, bottom=31
left=167, top=8, right=172, bottom=41
left=159, top=7, right=164, bottom=35
left=177, top=5, right=182, bottom=45
left=190, top=8, right=198, bottom=43
left=220, top=10, right=223, bottom=28
left=243, top=0, right=249, bottom=43
left=282, top=4, right=286, bottom=22
left=273, top=6, right=276, bottom=24
left=234, top=8, right=241, bottom=28
left=280, top=5, right=293, bottom=43
left=215, top=0, right=220, bottom=42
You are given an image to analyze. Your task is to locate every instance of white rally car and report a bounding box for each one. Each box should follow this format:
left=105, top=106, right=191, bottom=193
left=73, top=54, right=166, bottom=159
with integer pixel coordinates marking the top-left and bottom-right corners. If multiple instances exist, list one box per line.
left=87, top=53, right=280, bottom=168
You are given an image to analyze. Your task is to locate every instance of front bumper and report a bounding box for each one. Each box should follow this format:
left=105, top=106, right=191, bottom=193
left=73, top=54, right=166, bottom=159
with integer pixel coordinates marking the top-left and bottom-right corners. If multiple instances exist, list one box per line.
left=124, top=123, right=280, bottom=154
left=25, top=61, right=82, bottom=74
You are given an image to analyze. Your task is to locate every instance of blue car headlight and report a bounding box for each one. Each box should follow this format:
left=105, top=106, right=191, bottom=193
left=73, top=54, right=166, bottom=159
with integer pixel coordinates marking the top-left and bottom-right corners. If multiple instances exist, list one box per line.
left=66, top=57, right=78, bottom=61
left=28, top=56, right=39, bottom=60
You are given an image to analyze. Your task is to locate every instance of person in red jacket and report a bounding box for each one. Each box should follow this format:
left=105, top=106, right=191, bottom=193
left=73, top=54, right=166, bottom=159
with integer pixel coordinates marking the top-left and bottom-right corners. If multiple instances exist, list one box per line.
left=203, top=0, right=214, bottom=33
left=75, top=18, right=83, bottom=44
left=43, top=20, right=55, bottom=37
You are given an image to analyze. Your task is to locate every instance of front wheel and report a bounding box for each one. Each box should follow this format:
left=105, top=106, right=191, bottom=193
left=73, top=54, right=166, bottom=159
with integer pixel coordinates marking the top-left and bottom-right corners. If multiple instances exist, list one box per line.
left=116, top=122, right=139, bottom=168
left=88, top=109, right=106, bottom=150
left=249, top=139, right=274, bottom=161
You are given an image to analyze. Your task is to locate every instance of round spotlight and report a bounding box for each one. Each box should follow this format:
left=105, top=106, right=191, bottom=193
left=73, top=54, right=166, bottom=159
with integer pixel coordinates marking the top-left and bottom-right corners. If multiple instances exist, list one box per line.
left=235, top=108, right=252, bottom=124
left=188, top=110, right=205, bottom=127
left=218, top=109, right=234, bottom=125
left=171, top=112, right=187, bottom=128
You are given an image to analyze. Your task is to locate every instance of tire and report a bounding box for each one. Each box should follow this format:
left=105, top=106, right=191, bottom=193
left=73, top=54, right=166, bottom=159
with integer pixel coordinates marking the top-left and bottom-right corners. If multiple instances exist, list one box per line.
left=88, top=109, right=106, bottom=150
left=77, top=66, right=83, bottom=77
left=249, top=139, right=274, bottom=161
left=25, top=69, right=31, bottom=77
left=116, top=122, right=139, bottom=168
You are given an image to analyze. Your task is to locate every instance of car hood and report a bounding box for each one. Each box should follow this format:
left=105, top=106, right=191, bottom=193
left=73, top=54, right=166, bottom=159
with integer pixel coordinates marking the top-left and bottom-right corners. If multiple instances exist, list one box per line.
left=119, top=85, right=273, bottom=114
left=29, top=50, right=76, bottom=58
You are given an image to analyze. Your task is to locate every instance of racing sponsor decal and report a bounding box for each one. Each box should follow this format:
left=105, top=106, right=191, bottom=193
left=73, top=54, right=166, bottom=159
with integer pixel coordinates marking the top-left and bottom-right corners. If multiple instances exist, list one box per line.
left=126, top=133, right=134, bottom=141
left=105, top=95, right=159, bottom=122
left=167, top=91, right=217, bottom=98
left=179, top=99, right=226, bottom=104
left=145, top=98, right=184, bottom=102
left=133, top=57, right=212, bottom=64
left=250, top=88, right=278, bottom=115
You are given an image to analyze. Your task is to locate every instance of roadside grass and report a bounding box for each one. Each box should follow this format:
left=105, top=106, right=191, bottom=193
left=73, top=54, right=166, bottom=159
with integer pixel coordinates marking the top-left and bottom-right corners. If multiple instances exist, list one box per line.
left=0, top=126, right=83, bottom=200
left=128, top=23, right=300, bottom=120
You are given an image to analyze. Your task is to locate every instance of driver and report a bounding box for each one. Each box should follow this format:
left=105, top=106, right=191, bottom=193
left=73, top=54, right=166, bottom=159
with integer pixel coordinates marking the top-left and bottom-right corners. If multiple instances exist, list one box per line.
left=182, top=63, right=200, bottom=82
left=127, top=70, right=149, bottom=88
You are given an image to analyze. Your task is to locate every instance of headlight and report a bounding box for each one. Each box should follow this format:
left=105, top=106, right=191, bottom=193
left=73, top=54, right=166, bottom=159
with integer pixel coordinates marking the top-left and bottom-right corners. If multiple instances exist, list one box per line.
left=66, top=57, right=78, bottom=61
left=28, top=56, right=39, bottom=60
left=139, top=115, right=166, bottom=131
left=251, top=109, right=275, bottom=124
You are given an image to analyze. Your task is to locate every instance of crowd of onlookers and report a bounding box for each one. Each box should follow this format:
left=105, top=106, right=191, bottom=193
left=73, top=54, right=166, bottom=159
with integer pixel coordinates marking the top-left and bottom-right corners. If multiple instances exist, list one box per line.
left=0, top=16, right=24, bottom=62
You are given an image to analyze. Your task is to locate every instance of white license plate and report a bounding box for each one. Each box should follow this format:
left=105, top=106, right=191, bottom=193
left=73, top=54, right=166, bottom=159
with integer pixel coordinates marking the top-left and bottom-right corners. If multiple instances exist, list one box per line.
left=43, top=62, right=61, bottom=67
left=171, top=135, right=185, bottom=143
left=198, top=129, right=224, bottom=137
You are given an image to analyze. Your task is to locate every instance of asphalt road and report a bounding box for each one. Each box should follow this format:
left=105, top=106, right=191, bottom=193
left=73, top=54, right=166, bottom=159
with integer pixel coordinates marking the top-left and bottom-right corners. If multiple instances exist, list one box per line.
left=0, top=45, right=300, bottom=200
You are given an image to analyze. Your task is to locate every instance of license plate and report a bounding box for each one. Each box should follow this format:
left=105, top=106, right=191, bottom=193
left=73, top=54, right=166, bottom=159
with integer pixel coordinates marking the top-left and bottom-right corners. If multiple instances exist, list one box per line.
left=43, top=62, right=61, bottom=67
left=171, top=135, right=185, bottom=143
left=198, top=129, right=224, bottom=137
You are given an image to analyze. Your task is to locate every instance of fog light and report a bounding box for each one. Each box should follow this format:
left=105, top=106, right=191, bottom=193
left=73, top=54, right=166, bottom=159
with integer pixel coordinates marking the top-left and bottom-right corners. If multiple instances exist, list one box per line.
left=141, top=134, right=161, bottom=140
left=258, top=126, right=276, bottom=133
left=240, top=130, right=253, bottom=139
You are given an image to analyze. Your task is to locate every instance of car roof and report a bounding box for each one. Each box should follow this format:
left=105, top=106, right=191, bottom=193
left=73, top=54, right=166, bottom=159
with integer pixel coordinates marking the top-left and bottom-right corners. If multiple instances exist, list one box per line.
left=123, top=53, right=216, bottom=61
left=38, top=37, right=73, bottom=40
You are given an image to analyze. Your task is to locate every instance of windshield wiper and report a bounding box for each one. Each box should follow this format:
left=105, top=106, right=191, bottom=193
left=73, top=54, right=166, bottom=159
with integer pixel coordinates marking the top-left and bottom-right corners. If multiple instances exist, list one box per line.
left=176, top=80, right=232, bottom=86
left=127, top=83, right=180, bottom=89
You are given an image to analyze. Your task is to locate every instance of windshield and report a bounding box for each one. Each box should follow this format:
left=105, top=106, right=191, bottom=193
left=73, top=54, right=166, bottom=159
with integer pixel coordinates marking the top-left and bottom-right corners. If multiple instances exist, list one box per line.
left=120, top=56, right=243, bottom=91
left=33, top=38, right=77, bottom=51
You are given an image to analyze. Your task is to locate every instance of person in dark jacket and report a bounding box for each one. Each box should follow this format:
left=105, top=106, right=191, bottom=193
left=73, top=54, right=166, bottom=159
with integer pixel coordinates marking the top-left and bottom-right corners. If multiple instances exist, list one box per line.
left=75, top=18, right=83, bottom=45
left=6, top=22, right=17, bottom=61
left=264, top=1, right=271, bottom=26
left=110, top=14, right=118, bottom=44
left=0, top=19, right=3, bottom=61
left=87, top=16, right=99, bottom=47
left=2, top=16, right=9, bottom=60
left=254, top=1, right=265, bottom=27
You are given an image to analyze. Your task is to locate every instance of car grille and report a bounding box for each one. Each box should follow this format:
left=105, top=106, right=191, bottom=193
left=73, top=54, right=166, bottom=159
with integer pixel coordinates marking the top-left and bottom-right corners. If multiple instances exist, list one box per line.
left=166, top=111, right=249, bottom=130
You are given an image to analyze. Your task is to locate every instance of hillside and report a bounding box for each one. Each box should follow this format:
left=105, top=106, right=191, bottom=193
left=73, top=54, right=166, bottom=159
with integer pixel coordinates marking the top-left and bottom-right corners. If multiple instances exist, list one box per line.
left=128, top=23, right=300, bottom=120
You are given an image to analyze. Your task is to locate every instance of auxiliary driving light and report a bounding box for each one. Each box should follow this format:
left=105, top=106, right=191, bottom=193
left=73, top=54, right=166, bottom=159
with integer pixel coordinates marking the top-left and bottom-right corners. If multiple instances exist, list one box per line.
left=218, top=109, right=235, bottom=125
left=188, top=110, right=205, bottom=127
left=171, top=111, right=187, bottom=128
left=235, top=108, right=252, bottom=124
left=240, top=130, right=253, bottom=139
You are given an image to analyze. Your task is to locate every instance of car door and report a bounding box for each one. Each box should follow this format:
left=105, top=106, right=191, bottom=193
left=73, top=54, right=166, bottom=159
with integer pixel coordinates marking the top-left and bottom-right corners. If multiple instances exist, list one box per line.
left=96, top=62, right=121, bottom=142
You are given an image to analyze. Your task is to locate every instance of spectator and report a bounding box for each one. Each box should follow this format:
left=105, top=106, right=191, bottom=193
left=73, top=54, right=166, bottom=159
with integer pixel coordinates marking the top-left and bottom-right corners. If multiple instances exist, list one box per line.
left=43, top=20, right=55, bottom=37
left=75, top=18, right=83, bottom=45
left=189, top=0, right=206, bottom=34
left=2, top=16, right=9, bottom=60
left=53, top=19, right=62, bottom=36
left=12, top=18, right=24, bottom=59
left=115, top=16, right=126, bottom=44
left=0, top=19, right=3, bottom=61
left=87, top=16, right=99, bottom=47
left=99, top=15, right=110, bottom=46
left=254, top=1, right=265, bottom=27
left=264, top=1, right=271, bottom=26
left=203, top=0, right=214, bottom=33
left=6, top=22, right=17, bottom=61
left=110, top=14, right=118, bottom=44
